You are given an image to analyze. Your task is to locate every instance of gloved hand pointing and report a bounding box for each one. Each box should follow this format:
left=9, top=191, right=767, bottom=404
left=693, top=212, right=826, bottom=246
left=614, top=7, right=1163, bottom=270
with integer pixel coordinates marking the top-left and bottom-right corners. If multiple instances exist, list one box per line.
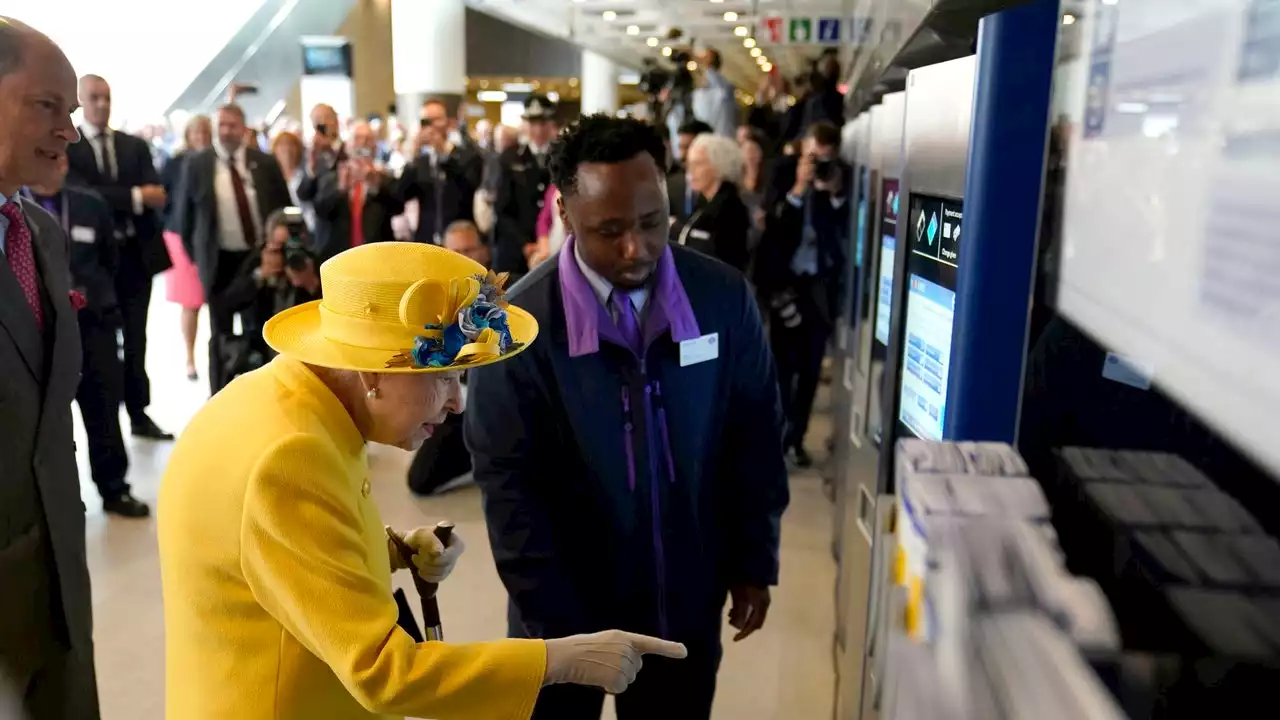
left=386, top=525, right=465, bottom=584
left=543, top=630, right=688, bottom=694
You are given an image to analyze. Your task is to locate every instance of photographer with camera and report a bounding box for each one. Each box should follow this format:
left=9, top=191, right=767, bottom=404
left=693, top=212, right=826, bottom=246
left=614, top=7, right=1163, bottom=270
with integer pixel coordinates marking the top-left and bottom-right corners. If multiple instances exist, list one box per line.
left=220, top=208, right=321, bottom=377
left=755, top=121, right=851, bottom=468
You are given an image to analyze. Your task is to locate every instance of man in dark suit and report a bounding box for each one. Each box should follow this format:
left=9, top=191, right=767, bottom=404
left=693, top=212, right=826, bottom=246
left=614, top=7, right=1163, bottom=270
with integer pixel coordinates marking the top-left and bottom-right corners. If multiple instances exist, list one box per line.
left=0, top=18, right=101, bottom=717
left=491, top=94, right=558, bottom=278
left=756, top=121, right=851, bottom=467
left=67, top=73, right=173, bottom=440
left=393, top=99, right=482, bottom=245
left=311, top=120, right=404, bottom=261
left=28, top=155, right=148, bottom=518
left=175, top=103, right=291, bottom=394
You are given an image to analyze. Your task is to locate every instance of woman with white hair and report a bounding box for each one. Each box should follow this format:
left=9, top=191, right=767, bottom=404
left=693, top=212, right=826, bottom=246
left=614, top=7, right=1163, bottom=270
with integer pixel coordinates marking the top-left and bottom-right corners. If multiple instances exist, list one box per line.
left=678, top=133, right=752, bottom=272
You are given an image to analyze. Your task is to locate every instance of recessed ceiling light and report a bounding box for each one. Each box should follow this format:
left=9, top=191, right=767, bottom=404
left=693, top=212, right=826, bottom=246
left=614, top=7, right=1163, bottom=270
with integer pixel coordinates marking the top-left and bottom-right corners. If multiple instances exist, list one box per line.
left=750, top=47, right=762, bottom=57
left=761, top=62, right=772, bottom=73
left=723, top=11, right=738, bottom=21
left=662, top=46, right=673, bottom=57
left=687, top=61, right=698, bottom=71
left=1062, top=14, right=1076, bottom=25
left=743, top=38, right=756, bottom=48
left=602, top=10, right=616, bottom=20
left=710, top=0, right=724, bottom=3
left=568, top=77, right=579, bottom=87
left=627, top=24, right=640, bottom=35
left=734, top=26, right=748, bottom=37
left=647, top=36, right=659, bottom=47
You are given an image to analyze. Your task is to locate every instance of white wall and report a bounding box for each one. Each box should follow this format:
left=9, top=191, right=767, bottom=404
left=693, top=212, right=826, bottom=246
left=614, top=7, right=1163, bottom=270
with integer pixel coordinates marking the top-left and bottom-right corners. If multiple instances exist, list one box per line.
left=2, top=0, right=270, bottom=128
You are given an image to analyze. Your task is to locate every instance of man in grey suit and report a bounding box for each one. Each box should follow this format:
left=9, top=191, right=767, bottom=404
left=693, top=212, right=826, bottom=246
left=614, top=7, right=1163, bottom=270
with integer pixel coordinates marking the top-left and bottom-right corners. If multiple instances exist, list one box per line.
left=0, top=17, right=101, bottom=719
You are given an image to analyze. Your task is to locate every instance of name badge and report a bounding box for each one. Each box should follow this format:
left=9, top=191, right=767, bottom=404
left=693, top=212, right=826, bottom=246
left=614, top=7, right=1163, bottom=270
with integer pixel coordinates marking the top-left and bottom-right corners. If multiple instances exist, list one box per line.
left=70, top=226, right=96, bottom=244
left=679, top=333, right=719, bottom=367
left=689, top=229, right=711, bottom=240
left=1102, top=352, right=1154, bottom=390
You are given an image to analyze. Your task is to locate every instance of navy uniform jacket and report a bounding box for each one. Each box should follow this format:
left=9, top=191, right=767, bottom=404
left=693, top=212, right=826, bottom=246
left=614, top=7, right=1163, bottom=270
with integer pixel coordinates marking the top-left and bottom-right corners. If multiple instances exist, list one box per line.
left=490, top=145, right=551, bottom=277
left=467, top=240, right=790, bottom=645
left=29, top=186, right=119, bottom=314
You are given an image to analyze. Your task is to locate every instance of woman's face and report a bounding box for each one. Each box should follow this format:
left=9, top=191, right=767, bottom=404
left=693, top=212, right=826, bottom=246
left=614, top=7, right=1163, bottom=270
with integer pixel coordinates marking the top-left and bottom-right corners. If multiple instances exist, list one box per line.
left=275, top=141, right=301, bottom=170
left=685, top=143, right=718, bottom=196
left=364, top=371, right=465, bottom=451
left=188, top=122, right=212, bottom=151
left=741, top=140, right=762, bottom=170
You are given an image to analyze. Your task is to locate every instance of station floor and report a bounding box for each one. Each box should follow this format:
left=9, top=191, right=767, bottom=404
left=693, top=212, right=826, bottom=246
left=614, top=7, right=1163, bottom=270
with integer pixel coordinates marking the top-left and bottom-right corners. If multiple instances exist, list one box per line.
left=76, top=286, right=837, bottom=720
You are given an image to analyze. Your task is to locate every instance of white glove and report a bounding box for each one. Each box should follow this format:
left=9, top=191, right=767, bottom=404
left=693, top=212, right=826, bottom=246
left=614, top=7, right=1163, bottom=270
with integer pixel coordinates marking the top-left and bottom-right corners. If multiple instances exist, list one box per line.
left=543, top=630, right=688, bottom=694
left=387, top=526, right=465, bottom=584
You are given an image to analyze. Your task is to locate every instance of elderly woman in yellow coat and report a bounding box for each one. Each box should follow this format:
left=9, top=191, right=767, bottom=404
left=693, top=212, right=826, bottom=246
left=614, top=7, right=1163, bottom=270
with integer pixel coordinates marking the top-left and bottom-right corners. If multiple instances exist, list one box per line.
left=158, top=241, right=686, bottom=719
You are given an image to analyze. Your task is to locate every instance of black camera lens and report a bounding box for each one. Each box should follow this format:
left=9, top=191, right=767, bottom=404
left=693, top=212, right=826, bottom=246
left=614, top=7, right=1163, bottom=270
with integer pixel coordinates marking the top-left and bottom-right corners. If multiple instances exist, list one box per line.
left=815, top=159, right=838, bottom=183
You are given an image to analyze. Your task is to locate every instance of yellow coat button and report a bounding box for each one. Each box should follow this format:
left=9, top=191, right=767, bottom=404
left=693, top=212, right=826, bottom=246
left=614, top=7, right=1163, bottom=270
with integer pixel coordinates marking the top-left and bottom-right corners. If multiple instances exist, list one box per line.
left=362, top=479, right=372, bottom=498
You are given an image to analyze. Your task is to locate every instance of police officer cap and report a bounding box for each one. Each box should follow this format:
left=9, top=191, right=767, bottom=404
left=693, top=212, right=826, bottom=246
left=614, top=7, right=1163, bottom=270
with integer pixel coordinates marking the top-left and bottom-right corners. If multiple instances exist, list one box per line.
left=522, top=94, right=558, bottom=121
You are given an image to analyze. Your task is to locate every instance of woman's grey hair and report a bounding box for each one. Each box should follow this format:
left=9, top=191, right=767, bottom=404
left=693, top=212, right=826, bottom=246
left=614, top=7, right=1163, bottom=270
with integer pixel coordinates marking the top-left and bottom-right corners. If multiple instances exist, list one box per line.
left=690, top=134, right=744, bottom=185
left=181, top=114, right=212, bottom=152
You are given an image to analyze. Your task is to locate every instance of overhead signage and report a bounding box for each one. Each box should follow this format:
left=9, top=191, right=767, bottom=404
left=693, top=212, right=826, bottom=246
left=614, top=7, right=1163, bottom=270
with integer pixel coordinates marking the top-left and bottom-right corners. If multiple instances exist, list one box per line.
left=756, top=16, right=874, bottom=46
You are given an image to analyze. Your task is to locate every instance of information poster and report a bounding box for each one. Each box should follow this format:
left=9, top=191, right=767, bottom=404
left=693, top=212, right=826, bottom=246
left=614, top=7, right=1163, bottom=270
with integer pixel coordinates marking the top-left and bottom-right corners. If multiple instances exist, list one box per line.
left=898, top=194, right=962, bottom=441
left=874, top=178, right=900, bottom=346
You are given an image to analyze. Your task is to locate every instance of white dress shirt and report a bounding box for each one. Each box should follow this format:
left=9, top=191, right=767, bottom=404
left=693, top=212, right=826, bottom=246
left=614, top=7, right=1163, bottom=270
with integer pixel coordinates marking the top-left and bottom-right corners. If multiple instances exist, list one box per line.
left=573, top=238, right=650, bottom=321
left=80, top=124, right=148, bottom=217
left=212, top=143, right=263, bottom=251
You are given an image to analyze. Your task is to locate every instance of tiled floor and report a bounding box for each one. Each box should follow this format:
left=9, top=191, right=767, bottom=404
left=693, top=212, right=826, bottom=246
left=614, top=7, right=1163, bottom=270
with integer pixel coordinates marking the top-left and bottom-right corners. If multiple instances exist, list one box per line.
left=76, top=285, right=836, bottom=719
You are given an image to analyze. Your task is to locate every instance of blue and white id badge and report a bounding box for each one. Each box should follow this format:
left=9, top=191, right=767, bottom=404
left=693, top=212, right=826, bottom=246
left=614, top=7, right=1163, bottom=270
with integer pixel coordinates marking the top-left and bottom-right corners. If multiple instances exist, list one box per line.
left=1102, top=352, right=1154, bottom=390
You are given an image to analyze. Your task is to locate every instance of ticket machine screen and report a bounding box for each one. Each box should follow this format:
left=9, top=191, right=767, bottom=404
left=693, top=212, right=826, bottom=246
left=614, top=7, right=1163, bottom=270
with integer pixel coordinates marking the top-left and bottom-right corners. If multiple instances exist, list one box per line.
left=898, top=194, right=963, bottom=441
left=873, top=179, right=900, bottom=347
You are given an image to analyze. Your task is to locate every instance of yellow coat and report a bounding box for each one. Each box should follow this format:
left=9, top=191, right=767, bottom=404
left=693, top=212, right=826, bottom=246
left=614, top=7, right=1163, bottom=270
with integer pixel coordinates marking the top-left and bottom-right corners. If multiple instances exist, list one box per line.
left=158, top=356, right=545, bottom=719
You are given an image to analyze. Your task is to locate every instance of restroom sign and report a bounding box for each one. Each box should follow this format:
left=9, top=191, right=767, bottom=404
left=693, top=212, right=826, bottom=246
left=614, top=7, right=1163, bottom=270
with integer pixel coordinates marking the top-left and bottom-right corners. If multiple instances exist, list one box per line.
left=758, top=16, right=784, bottom=44
left=789, top=17, right=813, bottom=43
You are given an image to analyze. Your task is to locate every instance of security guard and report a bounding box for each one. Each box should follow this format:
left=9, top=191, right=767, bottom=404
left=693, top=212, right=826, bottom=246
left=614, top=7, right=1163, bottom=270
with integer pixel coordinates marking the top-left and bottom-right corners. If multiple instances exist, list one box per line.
left=491, top=94, right=558, bottom=278
left=26, top=156, right=149, bottom=518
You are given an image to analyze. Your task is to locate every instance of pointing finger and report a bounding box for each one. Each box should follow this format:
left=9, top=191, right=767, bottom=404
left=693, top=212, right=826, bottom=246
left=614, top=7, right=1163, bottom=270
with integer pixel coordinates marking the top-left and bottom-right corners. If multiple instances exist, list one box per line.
left=623, top=633, right=689, bottom=659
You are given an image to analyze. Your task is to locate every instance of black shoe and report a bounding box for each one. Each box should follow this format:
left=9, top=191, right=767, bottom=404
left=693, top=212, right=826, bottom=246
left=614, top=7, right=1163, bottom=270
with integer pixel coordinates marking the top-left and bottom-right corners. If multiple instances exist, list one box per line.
left=103, top=493, right=150, bottom=518
left=131, top=414, right=174, bottom=441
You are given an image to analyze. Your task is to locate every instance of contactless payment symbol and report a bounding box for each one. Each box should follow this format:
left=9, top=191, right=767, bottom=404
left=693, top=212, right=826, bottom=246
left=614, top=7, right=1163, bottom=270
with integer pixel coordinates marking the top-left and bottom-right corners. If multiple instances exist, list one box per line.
left=915, top=210, right=926, bottom=242
left=927, top=213, right=939, bottom=246
left=892, top=192, right=899, bottom=215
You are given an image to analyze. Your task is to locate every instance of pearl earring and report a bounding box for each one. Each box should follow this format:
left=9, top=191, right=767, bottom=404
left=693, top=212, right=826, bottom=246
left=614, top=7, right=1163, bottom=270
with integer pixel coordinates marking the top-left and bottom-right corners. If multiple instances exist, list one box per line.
left=366, top=387, right=380, bottom=400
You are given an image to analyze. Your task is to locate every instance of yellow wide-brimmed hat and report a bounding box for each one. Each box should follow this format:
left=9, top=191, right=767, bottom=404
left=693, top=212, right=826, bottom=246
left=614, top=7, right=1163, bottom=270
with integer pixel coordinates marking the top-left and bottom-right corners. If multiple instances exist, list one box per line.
left=263, top=242, right=538, bottom=373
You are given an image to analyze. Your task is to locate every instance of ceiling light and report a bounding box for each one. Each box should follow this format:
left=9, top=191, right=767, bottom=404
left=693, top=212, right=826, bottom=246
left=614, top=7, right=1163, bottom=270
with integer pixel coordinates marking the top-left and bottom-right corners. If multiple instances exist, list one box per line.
left=750, top=47, right=762, bottom=57
left=647, top=36, right=659, bottom=46
left=723, top=11, right=738, bottom=21
left=662, top=46, right=673, bottom=57
left=761, top=63, right=772, bottom=73
left=568, top=77, right=579, bottom=87
left=710, top=0, right=724, bottom=3
left=602, top=10, right=616, bottom=20
left=547, top=91, right=560, bottom=102
left=627, top=24, right=640, bottom=35
left=734, top=25, right=748, bottom=37
left=757, top=55, right=767, bottom=65
left=477, top=90, right=508, bottom=103
left=743, top=38, right=756, bottom=48
left=1062, top=14, right=1076, bottom=25
left=687, top=61, right=698, bottom=71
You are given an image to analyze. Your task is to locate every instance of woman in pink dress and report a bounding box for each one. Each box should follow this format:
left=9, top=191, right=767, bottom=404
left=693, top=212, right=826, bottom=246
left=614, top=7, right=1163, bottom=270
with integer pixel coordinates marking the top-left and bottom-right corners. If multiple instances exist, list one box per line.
left=160, top=115, right=212, bottom=380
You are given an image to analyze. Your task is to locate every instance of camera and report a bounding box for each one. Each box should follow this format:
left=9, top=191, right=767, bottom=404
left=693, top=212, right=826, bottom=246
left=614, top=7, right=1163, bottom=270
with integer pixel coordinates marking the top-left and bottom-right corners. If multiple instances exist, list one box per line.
left=275, top=208, right=313, bottom=271
left=815, top=158, right=839, bottom=184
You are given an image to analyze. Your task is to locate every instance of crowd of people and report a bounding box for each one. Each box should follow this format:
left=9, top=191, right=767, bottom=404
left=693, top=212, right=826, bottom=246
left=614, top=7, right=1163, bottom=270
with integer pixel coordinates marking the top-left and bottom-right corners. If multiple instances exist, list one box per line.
left=1, top=14, right=853, bottom=720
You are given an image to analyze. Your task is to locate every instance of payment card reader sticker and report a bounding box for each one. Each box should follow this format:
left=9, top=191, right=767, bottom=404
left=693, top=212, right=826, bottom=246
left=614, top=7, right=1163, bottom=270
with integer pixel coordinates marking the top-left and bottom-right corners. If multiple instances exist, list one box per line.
left=1102, top=352, right=1154, bottom=390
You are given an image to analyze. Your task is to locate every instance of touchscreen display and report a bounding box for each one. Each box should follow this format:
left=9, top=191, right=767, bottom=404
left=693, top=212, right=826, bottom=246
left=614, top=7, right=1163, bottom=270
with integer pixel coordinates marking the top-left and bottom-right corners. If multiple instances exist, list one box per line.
left=898, top=194, right=962, bottom=441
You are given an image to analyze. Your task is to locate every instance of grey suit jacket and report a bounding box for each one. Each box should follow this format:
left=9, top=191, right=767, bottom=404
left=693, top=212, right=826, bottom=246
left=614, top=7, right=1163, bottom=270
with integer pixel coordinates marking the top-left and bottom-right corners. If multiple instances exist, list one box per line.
left=174, top=146, right=292, bottom=295
left=0, top=199, right=92, bottom=683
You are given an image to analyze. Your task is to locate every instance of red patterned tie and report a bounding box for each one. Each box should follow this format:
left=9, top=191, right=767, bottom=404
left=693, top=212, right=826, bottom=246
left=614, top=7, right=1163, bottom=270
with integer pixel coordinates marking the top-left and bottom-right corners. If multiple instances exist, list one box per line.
left=1, top=201, right=44, bottom=329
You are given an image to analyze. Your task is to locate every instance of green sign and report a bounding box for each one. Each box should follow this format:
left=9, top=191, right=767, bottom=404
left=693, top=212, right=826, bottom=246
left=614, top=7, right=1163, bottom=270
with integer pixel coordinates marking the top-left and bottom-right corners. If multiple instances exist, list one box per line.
left=789, top=17, right=812, bottom=43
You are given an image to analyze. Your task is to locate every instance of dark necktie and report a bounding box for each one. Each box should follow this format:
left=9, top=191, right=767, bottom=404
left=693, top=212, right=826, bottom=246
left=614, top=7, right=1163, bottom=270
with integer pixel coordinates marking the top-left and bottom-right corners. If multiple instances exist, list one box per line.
left=610, top=290, right=643, bottom=357
left=1, top=201, right=43, bottom=329
left=225, top=156, right=257, bottom=246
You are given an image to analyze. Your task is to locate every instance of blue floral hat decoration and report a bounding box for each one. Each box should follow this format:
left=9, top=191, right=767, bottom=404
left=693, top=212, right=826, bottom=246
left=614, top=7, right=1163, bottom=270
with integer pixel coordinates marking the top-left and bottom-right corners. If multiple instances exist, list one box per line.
left=263, top=242, right=538, bottom=374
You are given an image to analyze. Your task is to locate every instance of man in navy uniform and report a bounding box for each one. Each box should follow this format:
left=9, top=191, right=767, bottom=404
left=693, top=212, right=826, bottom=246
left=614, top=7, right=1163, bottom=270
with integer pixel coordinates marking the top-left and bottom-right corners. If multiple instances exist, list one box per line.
left=468, top=115, right=790, bottom=719
left=490, top=94, right=558, bottom=278
left=27, top=156, right=146, bottom=518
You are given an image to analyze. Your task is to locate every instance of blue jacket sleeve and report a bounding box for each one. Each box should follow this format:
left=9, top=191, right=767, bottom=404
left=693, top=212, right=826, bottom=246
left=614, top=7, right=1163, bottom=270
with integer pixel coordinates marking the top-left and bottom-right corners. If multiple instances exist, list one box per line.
left=465, top=353, right=592, bottom=638
left=721, top=279, right=790, bottom=587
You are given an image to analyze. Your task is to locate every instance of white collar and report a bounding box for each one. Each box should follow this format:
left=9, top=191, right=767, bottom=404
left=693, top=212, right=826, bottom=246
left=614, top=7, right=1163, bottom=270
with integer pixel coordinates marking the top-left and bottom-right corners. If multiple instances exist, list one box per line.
left=81, top=124, right=111, bottom=140
left=214, top=143, right=246, bottom=165
left=573, top=237, right=648, bottom=312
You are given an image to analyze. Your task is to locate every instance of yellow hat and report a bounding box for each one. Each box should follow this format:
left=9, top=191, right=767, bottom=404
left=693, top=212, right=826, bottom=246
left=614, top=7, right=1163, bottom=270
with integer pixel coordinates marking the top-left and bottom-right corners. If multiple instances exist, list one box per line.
left=263, top=242, right=537, bottom=373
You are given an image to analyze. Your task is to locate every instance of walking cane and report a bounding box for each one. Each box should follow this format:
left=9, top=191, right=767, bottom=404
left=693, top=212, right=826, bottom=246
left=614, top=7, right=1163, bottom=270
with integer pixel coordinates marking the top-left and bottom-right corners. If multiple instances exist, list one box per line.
left=388, top=520, right=455, bottom=641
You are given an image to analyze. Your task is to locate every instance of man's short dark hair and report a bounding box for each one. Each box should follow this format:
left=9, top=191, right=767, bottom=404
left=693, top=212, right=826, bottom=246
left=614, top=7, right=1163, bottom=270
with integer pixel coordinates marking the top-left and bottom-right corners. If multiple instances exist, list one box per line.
left=218, top=103, right=247, bottom=123
left=550, top=114, right=667, bottom=197
left=677, top=120, right=713, bottom=138
left=807, top=121, right=841, bottom=150
left=706, top=49, right=722, bottom=70
left=0, top=19, right=25, bottom=78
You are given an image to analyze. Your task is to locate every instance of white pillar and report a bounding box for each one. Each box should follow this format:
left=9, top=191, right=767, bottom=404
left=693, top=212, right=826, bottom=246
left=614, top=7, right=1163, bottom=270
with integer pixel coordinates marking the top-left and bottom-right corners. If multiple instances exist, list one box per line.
left=580, top=49, right=619, bottom=117
left=391, top=0, right=467, bottom=124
